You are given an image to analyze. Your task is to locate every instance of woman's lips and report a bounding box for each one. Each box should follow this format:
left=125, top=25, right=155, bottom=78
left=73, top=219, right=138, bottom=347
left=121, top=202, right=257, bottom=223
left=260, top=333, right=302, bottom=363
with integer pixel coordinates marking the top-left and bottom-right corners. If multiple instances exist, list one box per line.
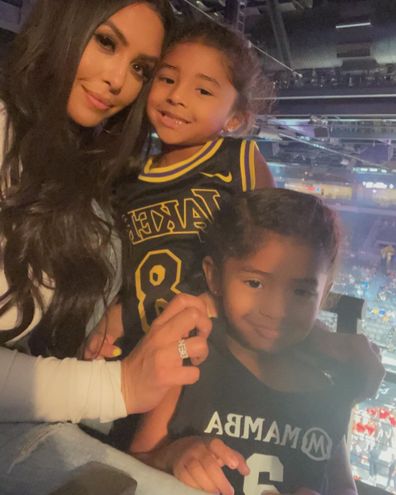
left=83, top=88, right=114, bottom=111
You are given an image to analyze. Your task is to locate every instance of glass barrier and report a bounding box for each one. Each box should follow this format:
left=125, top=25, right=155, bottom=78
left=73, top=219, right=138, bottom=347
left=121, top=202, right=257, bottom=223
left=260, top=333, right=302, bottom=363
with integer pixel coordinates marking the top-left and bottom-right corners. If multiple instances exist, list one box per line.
left=284, top=175, right=396, bottom=493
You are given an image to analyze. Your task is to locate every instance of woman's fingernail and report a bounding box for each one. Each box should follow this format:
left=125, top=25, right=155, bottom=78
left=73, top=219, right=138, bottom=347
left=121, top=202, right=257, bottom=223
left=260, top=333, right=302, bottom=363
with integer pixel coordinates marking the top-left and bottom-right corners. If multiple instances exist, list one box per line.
left=112, top=347, right=122, bottom=357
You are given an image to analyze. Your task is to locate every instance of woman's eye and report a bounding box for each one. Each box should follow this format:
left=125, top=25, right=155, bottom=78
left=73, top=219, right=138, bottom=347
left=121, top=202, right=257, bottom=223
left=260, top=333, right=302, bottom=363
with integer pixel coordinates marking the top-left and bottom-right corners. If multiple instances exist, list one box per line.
left=94, top=33, right=116, bottom=52
left=131, top=63, right=152, bottom=82
left=246, top=280, right=262, bottom=289
left=198, top=88, right=213, bottom=96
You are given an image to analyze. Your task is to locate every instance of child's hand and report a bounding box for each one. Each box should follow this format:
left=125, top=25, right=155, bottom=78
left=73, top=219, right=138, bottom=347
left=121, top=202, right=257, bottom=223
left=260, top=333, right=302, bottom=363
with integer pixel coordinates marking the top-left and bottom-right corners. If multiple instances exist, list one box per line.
left=171, top=436, right=249, bottom=495
left=84, top=302, right=124, bottom=360
left=304, top=320, right=384, bottom=400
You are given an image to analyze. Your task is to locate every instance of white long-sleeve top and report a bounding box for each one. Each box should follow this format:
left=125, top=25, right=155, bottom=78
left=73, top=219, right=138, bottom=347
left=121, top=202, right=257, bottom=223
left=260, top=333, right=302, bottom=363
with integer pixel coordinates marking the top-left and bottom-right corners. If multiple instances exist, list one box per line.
left=0, top=103, right=127, bottom=423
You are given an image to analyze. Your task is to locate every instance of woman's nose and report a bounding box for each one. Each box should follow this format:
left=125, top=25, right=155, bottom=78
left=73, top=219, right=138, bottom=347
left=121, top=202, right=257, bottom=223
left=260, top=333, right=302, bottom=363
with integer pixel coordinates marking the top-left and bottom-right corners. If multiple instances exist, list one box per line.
left=103, top=60, right=129, bottom=95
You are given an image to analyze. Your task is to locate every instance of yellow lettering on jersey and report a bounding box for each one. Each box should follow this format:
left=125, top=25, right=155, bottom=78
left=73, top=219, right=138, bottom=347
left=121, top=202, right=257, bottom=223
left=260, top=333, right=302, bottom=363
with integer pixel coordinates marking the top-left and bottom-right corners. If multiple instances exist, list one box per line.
left=191, top=189, right=221, bottom=219
left=180, top=197, right=210, bottom=232
left=125, top=189, right=221, bottom=245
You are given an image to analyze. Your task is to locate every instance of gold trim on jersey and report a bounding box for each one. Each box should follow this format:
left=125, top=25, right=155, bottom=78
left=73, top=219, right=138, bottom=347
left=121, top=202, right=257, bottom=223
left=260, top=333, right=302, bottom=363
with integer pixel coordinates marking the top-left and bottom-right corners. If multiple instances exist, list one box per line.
left=139, top=138, right=224, bottom=183
left=240, top=141, right=247, bottom=191
left=249, top=140, right=257, bottom=190
left=239, top=139, right=257, bottom=191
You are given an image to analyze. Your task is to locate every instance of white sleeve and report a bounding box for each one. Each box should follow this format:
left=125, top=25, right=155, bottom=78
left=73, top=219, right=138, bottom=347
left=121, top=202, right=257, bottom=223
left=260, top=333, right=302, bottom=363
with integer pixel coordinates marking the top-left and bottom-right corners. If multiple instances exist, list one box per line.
left=0, top=346, right=127, bottom=423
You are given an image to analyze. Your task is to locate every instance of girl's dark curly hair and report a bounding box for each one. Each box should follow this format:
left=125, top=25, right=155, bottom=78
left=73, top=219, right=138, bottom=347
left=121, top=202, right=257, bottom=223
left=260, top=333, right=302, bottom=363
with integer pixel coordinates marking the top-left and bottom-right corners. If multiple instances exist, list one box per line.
left=0, top=0, right=174, bottom=357
left=205, top=188, right=340, bottom=271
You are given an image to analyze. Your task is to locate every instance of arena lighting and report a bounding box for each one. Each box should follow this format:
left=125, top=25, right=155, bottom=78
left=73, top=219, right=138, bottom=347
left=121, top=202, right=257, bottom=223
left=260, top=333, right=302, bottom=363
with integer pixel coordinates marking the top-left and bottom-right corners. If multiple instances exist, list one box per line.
left=336, top=21, right=372, bottom=29
left=362, top=181, right=395, bottom=189
left=353, top=167, right=389, bottom=174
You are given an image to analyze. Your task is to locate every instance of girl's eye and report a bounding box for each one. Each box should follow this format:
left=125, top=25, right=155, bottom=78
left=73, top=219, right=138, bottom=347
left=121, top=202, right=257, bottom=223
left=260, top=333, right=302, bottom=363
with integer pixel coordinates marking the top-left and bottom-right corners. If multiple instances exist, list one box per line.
left=158, top=75, right=175, bottom=85
left=245, top=280, right=262, bottom=289
left=294, top=288, right=315, bottom=298
left=198, top=88, right=213, bottom=96
left=94, top=33, right=116, bottom=52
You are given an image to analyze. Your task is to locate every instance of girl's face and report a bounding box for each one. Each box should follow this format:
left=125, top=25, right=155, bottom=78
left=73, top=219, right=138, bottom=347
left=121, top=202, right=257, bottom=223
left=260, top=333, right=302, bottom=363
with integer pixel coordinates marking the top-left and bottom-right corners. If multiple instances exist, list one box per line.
left=147, top=42, right=243, bottom=147
left=204, top=233, right=331, bottom=355
left=67, top=3, right=165, bottom=127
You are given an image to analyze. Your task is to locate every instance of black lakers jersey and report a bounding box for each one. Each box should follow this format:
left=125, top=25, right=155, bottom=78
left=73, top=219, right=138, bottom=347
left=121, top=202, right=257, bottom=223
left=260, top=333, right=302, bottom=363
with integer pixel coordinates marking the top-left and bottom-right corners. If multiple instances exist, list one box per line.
left=169, top=319, right=354, bottom=495
left=119, top=137, right=260, bottom=341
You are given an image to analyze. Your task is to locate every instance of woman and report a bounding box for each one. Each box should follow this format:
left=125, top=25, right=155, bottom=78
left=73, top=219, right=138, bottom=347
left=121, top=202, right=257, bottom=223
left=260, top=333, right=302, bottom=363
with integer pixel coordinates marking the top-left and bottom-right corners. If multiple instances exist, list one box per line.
left=0, top=1, right=210, bottom=493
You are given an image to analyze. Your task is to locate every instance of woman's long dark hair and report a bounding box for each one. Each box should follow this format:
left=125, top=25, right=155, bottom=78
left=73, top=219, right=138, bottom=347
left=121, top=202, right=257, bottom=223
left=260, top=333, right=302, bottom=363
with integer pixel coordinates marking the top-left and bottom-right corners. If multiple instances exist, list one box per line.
left=0, top=0, right=174, bottom=357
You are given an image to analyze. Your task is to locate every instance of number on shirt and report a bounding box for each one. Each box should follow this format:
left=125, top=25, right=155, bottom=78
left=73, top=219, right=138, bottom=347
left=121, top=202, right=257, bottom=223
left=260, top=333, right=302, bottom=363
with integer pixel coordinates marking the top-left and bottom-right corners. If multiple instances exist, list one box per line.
left=243, top=453, right=283, bottom=495
left=135, top=249, right=182, bottom=333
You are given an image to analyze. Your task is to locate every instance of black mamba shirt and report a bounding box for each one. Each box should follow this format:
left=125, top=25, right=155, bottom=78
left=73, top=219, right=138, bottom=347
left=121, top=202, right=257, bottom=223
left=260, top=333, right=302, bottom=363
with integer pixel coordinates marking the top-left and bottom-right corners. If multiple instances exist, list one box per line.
left=169, top=319, right=355, bottom=495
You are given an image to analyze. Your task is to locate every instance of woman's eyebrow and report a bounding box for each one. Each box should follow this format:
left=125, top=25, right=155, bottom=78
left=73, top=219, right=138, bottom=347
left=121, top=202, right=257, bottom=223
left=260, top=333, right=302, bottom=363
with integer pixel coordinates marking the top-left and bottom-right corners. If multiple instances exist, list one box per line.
left=101, top=20, right=160, bottom=63
left=103, top=20, right=128, bottom=45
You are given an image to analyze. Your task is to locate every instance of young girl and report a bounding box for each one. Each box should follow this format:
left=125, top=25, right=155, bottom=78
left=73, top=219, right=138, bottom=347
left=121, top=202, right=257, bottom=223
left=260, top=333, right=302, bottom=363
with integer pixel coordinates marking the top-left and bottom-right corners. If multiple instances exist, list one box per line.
left=130, top=189, right=359, bottom=495
left=117, top=19, right=274, bottom=348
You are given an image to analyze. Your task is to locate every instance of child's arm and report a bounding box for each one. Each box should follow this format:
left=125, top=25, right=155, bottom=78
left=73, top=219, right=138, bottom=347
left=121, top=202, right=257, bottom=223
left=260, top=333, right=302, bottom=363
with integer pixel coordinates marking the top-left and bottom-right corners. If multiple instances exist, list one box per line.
left=253, top=146, right=275, bottom=189
left=83, top=301, right=124, bottom=360
left=304, top=320, right=385, bottom=400
left=131, top=385, right=182, bottom=455
left=130, top=386, right=249, bottom=495
left=326, top=438, right=358, bottom=495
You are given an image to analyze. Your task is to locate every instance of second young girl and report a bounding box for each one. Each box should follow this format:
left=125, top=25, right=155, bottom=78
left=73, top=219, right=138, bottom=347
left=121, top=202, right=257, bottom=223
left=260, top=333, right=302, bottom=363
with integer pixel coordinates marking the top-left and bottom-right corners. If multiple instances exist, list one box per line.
left=130, top=189, right=358, bottom=495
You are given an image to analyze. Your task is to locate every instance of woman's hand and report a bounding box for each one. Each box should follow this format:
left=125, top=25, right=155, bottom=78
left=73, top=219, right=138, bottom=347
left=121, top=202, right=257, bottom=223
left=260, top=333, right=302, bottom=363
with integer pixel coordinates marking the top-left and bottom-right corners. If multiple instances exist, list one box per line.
left=121, top=294, right=212, bottom=414
left=199, top=291, right=218, bottom=318
left=169, top=436, right=249, bottom=495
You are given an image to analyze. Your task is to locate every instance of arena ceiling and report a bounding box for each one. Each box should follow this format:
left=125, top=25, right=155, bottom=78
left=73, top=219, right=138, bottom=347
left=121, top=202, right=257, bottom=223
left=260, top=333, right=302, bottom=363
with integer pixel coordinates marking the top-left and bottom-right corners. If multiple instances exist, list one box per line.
left=2, top=0, right=396, bottom=174
left=170, top=0, right=396, bottom=175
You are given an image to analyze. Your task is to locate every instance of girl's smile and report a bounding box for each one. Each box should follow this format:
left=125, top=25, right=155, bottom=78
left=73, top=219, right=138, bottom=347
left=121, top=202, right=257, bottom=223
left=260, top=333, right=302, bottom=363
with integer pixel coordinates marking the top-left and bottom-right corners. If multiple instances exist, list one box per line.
left=204, top=232, right=331, bottom=357
left=147, top=42, right=243, bottom=157
left=156, top=109, right=192, bottom=128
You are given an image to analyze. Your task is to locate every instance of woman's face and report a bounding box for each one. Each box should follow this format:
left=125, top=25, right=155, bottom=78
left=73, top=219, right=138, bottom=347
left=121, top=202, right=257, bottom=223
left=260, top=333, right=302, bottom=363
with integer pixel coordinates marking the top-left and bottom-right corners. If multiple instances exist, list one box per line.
left=67, top=2, right=165, bottom=127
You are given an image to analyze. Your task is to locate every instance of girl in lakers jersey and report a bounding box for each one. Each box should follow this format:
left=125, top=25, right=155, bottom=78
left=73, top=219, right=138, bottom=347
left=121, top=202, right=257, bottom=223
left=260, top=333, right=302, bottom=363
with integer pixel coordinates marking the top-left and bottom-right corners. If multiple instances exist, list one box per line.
left=115, top=20, right=274, bottom=346
left=130, top=189, right=358, bottom=495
